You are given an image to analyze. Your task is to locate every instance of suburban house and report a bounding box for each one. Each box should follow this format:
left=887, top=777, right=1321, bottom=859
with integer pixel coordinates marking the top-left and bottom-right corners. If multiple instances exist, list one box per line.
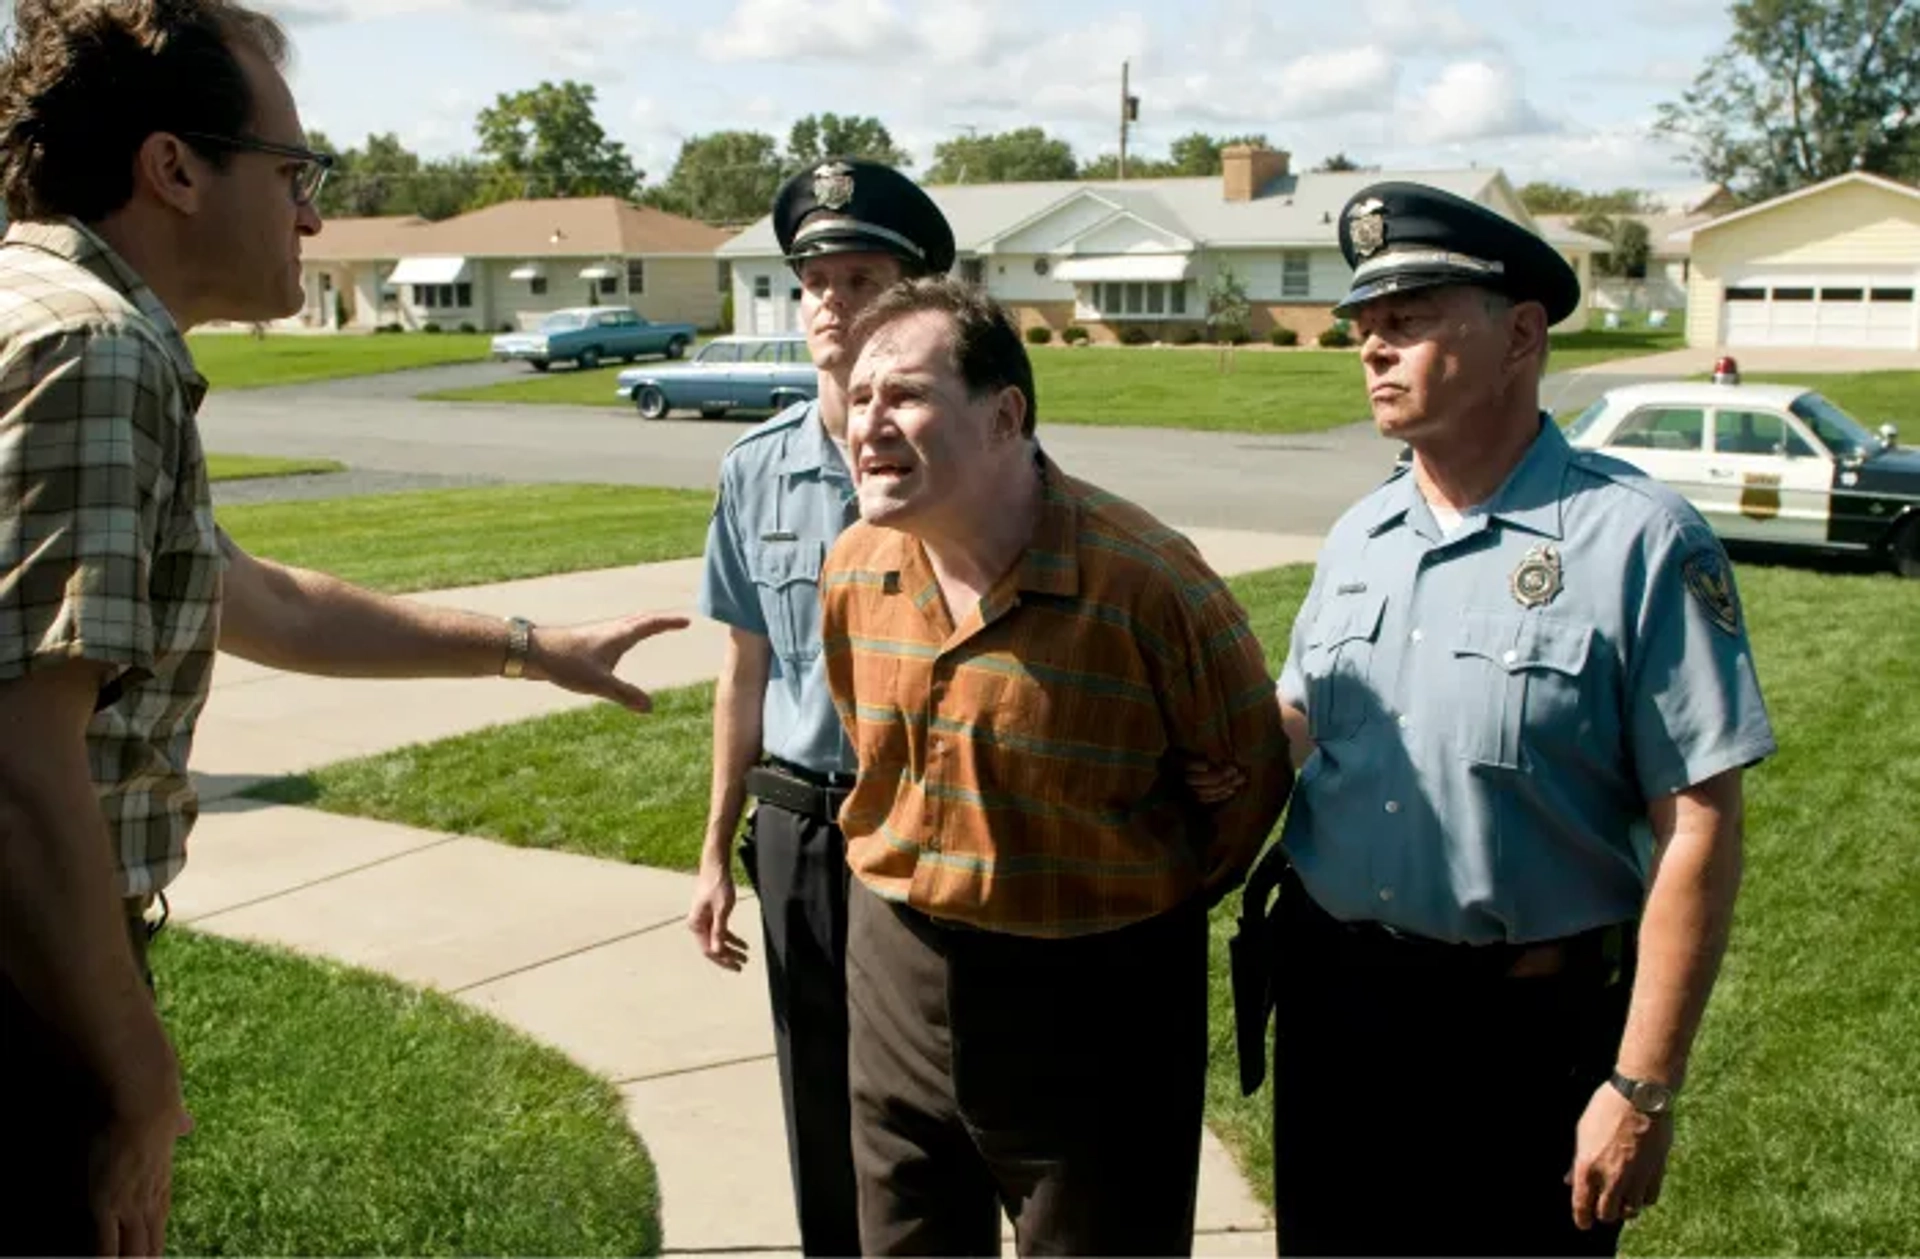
left=1539, top=183, right=1738, bottom=313
left=294, top=196, right=736, bottom=333
left=1674, top=171, right=1920, bottom=350
left=718, top=145, right=1608, bottom=341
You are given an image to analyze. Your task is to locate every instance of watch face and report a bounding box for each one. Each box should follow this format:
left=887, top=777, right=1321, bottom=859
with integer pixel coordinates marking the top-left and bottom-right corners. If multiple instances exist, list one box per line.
left=1637, top=1082, right=1674, bottom=1114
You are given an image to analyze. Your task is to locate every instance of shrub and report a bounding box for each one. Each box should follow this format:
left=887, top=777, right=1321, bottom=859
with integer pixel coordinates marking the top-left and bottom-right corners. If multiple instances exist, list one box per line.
left=1119, top=326, right=1153, bottom=346
left=1026, top=326, right=1054, bottom=345
left=719, top=290, right=735, bottom=333
left=1061, top=325, right=1089, bottom=344
left=1269, top=326, right=1300, bottom=346
left=374, top=323, right=404, bottom=335
left=421, top=322, right=442, bottom=334
left=1317, top=321, right=1354, bottom=348
left=498, top=322, right=516, bottom=333
left=457, top=322, right=477, bottom=334
left=1175, top=327, right=1205, bottom=345
left=1220, top=330, right=1251, bottom=346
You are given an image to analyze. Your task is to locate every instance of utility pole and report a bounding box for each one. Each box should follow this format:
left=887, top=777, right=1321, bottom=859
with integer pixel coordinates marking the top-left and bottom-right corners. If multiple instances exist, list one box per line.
left=1118, top=61, right=1131, bottom=179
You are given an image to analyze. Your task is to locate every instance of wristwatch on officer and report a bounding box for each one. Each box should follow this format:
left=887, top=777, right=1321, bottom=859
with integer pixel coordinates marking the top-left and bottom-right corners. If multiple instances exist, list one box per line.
left=1609, top=1070, right=1676, bottom=1116
left=502, top=616, right=534, bottom=679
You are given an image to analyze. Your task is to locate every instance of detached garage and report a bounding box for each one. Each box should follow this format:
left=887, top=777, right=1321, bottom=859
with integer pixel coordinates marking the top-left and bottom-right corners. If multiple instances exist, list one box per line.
left=1682, top=172, right=1920, bottom=351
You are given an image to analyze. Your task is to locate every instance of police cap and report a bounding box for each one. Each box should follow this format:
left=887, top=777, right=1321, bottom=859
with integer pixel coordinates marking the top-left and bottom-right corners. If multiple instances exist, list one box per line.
left=1331, top=181, right=1580, bottom=324
left=774, top=157, right=956, bottom=277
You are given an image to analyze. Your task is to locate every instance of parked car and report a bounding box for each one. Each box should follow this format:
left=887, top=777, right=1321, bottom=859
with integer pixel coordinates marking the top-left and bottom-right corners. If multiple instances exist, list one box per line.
left=1561, top=362, right=1919, bottom=576
left=614, top=334, right=817, bottom=420
left=490, top=307, right=696, bottom=372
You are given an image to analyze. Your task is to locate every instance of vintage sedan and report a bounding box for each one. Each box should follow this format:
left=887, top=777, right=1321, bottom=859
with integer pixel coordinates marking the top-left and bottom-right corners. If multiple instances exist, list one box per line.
left=491, top=307, right=696, bottom=372
left=1562, top=368, right=1920, bottom=576
left=614, top=334, right=816, bottom=420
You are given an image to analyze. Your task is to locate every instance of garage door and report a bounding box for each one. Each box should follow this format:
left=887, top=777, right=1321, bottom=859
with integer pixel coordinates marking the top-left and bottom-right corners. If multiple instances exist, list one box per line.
left=1723, top=271, right=1918, bottom=348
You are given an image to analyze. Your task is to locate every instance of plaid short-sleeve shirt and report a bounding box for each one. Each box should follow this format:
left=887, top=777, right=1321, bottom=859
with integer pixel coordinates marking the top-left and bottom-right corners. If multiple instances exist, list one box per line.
left=1, top=220, right=222, bottom=898
left=821, top=456, right=1291, bottom=937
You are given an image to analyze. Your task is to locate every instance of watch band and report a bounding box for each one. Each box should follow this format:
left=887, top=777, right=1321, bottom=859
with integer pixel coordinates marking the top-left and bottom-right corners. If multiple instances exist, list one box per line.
left=502, top=616, right=533, bottom=679
left=1608, top=1070, right=1675, bottom=1115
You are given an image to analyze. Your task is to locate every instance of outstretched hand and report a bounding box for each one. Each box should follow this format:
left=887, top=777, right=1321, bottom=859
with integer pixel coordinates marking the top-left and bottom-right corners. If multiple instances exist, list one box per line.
left=524, top=613, right=691, bottom=712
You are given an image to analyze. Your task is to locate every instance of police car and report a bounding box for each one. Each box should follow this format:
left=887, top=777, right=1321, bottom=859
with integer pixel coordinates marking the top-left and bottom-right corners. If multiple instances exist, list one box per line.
left=1561, top=359, right=1920, bottom=577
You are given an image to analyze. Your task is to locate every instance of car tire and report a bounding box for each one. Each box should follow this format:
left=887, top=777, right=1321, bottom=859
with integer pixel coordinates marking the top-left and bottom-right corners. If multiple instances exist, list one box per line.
left=578, top=348, right=601, bottom=371
left=529, top=360, right=549, bottom=373
left=1890, top=515, right=1920, bottom=579
left=666, top=336, right=689, bottom=360
left=635, top=385, right=669, bottom=420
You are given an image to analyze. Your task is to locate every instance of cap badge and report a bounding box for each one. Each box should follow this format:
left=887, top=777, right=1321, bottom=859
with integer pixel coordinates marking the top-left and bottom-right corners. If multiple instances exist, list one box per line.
left=1348, top=198, right=1386, bottom=258
left=813, top=161, right=855, bottom=211
left=1509, top=543, right=1563, bottom=609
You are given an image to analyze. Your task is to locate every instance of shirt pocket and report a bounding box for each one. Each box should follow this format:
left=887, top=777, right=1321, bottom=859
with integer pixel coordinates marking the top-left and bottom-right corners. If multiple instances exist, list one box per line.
left=748, top=538, right=826, bottom=664
left=1450, top=612, right=1593, bottom=770
left=1301, top=590, right=1387, bottom=743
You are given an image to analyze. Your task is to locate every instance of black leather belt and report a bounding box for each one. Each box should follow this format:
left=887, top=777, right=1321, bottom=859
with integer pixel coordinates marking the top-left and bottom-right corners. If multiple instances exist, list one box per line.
left=745, top=760, right=854, bottom=823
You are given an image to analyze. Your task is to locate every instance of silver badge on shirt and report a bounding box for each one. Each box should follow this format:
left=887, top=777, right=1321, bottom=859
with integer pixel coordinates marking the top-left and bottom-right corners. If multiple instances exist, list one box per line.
left=1509, top=543, right=1563, bottom=609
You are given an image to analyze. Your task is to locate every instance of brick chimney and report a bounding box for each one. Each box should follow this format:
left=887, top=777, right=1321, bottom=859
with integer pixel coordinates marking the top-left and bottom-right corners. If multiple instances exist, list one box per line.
left=1221, top=144, right=1291, bottom=202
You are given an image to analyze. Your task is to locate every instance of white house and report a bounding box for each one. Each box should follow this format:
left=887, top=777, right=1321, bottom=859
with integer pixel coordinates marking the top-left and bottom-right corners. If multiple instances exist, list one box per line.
left=718, top=146, right=1604, bottom=341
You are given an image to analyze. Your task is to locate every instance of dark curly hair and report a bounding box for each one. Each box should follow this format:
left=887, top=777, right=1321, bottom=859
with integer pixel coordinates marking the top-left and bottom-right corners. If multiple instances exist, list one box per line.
left=0, top=0, right=288, bottom=222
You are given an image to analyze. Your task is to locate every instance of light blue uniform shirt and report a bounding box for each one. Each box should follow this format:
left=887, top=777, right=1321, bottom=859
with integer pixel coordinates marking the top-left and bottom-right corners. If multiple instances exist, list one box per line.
left=1278, top=419, right=1777, bottom=944
left=699, top=400, right=859, bottom=776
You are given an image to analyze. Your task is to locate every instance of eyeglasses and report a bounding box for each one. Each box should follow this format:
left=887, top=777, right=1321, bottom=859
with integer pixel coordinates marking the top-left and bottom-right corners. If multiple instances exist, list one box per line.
left=177, top=131, right=336, bottom=206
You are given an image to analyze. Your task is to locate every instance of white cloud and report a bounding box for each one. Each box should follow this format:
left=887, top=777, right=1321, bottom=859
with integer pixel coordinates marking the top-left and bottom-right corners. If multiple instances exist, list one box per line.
left=1271, top=46, right=1398, bottom=117
left=1360, top=0, right=1489, bottom=53
left=702, top=0, right=914, bottom=62
left=1404, top=60, right=1552, bottom=144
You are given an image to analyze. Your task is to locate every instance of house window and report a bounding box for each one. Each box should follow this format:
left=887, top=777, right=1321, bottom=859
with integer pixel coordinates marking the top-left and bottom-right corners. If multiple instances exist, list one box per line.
left=754, top=275, right=772, bottom=299
left=598, top=276, right=618, bottom=297
left=1084, top=282, right=1190, bottom=319
left=627, top=259, right=646, bottom=294
left=412, top=285, right=435, bottom=308
left=960, top=258, right=985, bottom=286
left=1281, top=251, right=1311, bottom=298
left=529, top=276, right=548, bottom=296
left=717, top=260, right=730, bottom=292
left=455, top=282, right=472, bottom=308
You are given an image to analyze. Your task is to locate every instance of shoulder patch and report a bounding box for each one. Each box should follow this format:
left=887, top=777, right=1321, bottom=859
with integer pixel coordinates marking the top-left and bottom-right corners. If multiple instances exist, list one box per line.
left=1681, top=547, right=1741, bottom=635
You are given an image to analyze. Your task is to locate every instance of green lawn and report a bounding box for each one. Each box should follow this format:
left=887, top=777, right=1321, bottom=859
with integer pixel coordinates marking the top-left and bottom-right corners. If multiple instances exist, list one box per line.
left=1549, top=326, right=1687, bottom=370
left=206, top=453, right=346, bottom=482
left=217, top=484, right=714, bottom=593
left=1729, top=371, right=1920, bottom=429
left=188, top=332, right=491, bottom=390
left=423, top=331, right=1690, bottom=433
left=158, top=929, right=658, bottom=1256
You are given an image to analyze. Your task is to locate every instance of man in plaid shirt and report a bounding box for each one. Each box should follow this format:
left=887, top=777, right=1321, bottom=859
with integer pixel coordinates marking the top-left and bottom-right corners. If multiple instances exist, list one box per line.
left=0, top=3, right=686, bottom=1252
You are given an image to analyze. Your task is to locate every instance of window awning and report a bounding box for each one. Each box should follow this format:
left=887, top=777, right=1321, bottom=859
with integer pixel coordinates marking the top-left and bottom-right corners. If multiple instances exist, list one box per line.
left=387, top=255, right=470, bottom=285
left=579, top=263, right=619, bottom=280
left=508, top=262, right=546, bottom=280
left=1052, top=254, right=1192, bottom=283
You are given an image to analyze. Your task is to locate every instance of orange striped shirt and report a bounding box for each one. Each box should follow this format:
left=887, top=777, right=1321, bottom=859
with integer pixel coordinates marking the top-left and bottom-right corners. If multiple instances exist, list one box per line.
left=821, top=457, right=1291, bottom=937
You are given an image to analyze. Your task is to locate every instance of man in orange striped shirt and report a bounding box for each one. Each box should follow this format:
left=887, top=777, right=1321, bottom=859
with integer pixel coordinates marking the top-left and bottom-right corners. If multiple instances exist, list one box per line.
left=820, top=277, right=1291, bottom=1255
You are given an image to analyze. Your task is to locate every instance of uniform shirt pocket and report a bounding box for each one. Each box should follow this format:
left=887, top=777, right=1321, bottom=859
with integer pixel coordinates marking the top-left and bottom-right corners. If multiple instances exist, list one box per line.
left=748, top=538, right=827, bottom=663
left=1301, top=590, right=1387, bottom=743
left=1450, top=612, right=1593, bottom=770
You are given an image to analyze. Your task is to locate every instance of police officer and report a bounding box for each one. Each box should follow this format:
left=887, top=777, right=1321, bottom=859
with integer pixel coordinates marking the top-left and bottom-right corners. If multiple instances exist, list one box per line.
left=1262, top=182, right=1777, bottom=1256
left=686, top=157, right=955, bottom=1256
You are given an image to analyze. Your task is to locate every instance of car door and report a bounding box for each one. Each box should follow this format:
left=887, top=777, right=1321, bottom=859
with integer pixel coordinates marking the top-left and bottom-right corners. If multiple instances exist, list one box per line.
left=731, top=339, right=784, bottom=408
left=1597, top=404, right=1714, bottom=522
left=1702, top=406, right=1832, bottom=545
left=686, top=340, right=741, bottom=407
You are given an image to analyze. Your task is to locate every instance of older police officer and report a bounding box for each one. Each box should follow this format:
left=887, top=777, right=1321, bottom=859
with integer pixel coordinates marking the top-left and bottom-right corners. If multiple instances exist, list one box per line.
left=686, top=158, right=954, bottom=1256
left=1263, top=183, right=1777, bottom=1256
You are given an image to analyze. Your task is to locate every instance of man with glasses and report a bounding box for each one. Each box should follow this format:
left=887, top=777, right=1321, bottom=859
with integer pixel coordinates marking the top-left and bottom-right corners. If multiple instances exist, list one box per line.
left=0, top=3, right=685, bottom=1253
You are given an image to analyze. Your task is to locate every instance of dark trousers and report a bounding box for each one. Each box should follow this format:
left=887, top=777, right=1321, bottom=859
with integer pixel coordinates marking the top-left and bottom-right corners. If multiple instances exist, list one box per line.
left=1271, top=873, right=1632, bottom=1257
left=739, top=802, right=861, bottom=1257
left=1, top=902, right=156, bottom=1257
left=846, top=880, right=1208, bottom=1257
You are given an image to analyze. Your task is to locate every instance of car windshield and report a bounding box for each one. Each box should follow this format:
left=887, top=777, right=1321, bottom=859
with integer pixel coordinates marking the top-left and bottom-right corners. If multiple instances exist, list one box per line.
left=540, top=313, right=586, bottom=332
left=1789, top=392, right=1882, bottom=460
left=1561, top=398, right=1610, bottom=443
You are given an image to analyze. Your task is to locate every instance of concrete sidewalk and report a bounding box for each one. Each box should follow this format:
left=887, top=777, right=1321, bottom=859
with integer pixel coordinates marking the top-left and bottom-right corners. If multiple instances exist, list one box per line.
left=170, top=528, right=1321, bottom=1255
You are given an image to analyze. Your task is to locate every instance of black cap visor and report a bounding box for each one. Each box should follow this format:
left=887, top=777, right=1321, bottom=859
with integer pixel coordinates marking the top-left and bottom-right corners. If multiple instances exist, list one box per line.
left=785, top=217, right=928, bottom=273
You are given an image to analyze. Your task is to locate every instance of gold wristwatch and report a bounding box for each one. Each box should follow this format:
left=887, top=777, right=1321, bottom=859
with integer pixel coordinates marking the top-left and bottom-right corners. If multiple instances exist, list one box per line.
left=502, top=616, right=534, bottom=678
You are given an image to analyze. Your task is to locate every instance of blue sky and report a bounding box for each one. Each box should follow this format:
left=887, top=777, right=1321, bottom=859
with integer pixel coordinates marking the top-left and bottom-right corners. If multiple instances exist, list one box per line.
left=12, top=0, right=1741, bottom=194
